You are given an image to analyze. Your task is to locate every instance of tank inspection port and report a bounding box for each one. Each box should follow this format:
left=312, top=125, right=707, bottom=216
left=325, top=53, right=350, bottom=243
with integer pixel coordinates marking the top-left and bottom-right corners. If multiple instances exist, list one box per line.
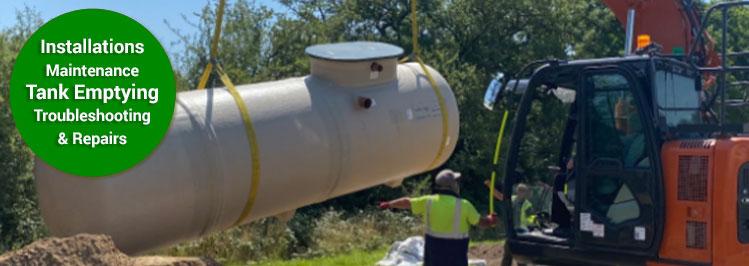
left=370, top=62, right=384, bottom=72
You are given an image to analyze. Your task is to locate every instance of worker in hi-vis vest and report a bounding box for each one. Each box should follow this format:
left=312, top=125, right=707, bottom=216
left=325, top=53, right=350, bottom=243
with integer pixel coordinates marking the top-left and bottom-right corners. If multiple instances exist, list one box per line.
left=510, top=184, right=536, bottom=231
left=379, top=169, right=498, bottom=266
left=485, top=182, right=537, bottom=232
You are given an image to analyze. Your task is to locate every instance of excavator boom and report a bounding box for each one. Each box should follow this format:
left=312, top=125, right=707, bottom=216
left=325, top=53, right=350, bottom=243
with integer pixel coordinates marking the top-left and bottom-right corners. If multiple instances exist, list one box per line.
left=602, top=0, right=720, bottom=67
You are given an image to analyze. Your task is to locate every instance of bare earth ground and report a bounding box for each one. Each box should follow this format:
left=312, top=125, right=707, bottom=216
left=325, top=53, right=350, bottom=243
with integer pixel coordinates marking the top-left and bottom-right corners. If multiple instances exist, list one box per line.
left=469, top=243, right=506, bottom=266
left=0, top=234, right=218, bottom=266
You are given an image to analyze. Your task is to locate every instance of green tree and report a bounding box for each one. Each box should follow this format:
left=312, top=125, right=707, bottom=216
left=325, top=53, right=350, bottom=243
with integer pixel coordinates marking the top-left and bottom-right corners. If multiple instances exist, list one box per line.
left=168, top=0, right=275, bottom=90
left=0, top=7, right=46, bottom=252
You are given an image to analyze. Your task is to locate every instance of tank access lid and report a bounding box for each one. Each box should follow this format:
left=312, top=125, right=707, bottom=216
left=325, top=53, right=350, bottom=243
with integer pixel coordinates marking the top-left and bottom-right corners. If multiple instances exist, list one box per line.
left=305, top=42, right=404, bottom=87
left=305, top=41, right=403, bottom=62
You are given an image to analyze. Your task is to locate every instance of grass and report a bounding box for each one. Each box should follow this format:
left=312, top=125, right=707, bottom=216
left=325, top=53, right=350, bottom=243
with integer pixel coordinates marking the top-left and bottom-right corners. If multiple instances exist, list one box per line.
left=248, top=246, right=389, bottom=266
left=470, top=239, right=503, bottom=247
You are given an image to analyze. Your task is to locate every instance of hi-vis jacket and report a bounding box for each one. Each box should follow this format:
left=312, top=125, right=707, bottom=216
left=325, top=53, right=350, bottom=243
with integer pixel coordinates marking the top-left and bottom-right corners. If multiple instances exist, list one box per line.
left=411, top=194, right=480, bottom=239
left=512, top=195, right=536, bottom=229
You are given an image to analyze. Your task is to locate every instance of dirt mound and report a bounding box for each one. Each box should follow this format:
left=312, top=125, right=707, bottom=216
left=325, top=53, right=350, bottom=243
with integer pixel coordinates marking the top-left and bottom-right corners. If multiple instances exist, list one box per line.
left=0, top=234, right=218, bottom=266
left=133, top=256, right=219, bottom=266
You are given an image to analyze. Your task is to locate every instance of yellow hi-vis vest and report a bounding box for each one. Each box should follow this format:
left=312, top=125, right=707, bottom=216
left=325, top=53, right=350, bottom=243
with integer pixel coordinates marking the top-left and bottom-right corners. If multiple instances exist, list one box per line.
left=511, top=195, right=536, bottom=229
left=411, top=194, right=480, bottom=239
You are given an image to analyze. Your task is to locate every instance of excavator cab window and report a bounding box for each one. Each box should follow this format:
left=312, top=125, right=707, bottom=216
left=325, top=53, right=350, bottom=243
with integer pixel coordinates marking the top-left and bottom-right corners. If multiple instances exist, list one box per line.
left=586, top=73, right=648, bottom=169
left=653, top=62, right=702, bottom=128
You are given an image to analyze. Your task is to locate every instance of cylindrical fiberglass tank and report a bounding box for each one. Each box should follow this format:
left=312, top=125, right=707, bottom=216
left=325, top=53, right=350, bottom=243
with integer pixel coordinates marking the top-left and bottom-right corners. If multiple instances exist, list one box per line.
left=35, top=42, right=459, bottom=253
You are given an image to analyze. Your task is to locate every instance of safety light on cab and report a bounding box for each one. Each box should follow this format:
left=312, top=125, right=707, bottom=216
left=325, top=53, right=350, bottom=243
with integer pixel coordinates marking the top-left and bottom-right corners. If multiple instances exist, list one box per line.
left=636, top=34, right=652, bottom=50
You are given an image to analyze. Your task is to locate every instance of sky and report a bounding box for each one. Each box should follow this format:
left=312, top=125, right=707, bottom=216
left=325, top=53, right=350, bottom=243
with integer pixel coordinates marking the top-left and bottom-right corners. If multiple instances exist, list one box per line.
left=0, top=0, right=286, bottom=54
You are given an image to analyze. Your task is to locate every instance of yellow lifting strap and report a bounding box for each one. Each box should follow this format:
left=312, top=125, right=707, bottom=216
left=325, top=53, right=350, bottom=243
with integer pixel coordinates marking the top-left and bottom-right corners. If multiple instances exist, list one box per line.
left=196, top=0, right=225, bottom=91
left=489, top=110, right=509, bottom=215
left=402, top=0, right=450, bottom=169
left=196, top=0, right=261, bottom=227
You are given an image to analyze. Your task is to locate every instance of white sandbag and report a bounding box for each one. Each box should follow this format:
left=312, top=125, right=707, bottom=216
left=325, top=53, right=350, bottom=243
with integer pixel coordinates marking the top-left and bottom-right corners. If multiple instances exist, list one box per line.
left=376, top=236, right=487, bottom=266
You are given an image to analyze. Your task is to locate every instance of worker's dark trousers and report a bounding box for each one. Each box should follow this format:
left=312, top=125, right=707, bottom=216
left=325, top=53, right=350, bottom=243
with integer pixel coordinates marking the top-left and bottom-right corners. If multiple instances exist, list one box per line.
left=423, top=234, right=470, bottom=266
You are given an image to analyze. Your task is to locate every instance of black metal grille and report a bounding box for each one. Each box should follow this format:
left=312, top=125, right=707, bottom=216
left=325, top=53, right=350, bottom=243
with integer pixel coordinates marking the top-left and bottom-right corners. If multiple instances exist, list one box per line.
left=679, top=140, right=711, bottom=149
left=678, top=156, right=708, bottom=201
left=686, top=221, right=707, bottom=249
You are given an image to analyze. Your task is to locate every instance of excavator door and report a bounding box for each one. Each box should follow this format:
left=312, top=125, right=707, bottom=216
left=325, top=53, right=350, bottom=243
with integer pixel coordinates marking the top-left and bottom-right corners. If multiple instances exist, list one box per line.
left=575, top=66, right=658, bottom=255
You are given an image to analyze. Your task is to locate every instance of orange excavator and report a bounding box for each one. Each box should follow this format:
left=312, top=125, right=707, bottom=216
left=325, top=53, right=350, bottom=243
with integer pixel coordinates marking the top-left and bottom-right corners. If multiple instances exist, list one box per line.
left=483, top=1, right=749, bottom=265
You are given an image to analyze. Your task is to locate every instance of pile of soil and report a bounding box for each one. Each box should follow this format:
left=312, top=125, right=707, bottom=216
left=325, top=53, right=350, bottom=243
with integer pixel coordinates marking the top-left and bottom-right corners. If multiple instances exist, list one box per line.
left=469, top=243, right=507, bottom=266
left=0, top=234, right=218, bottom=266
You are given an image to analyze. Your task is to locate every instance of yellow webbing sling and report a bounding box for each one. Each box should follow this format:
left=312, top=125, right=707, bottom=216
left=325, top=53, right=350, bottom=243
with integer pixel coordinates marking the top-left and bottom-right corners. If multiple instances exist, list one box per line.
left=197, top=0, right=261, bottom=227
left=489, top=110, right=509, bottom=215
left=401, top=0, right=451, bottom=169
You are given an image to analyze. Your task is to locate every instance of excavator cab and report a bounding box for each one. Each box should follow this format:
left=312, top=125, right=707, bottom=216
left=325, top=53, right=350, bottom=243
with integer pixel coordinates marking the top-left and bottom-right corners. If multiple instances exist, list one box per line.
left=483, top=2, right=749, bottom=265
left=484, top=56, right=693, bottom=265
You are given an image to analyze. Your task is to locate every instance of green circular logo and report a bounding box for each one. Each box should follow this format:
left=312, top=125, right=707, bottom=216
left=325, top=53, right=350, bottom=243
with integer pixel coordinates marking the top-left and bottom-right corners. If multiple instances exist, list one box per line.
left=10, top=9, right=176, bottom=177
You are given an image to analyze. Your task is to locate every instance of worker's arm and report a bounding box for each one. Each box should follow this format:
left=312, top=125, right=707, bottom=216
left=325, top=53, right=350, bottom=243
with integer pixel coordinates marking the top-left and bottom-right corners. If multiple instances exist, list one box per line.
left=378, top=197, right=411, bottom=210
left=484, top=180, right=505, bottom=200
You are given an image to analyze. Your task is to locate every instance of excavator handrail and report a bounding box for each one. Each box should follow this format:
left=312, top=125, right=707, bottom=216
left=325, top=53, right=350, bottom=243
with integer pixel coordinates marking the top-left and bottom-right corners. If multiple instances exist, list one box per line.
left=688, top=1, right=749, bottom=66
left=689, top=1, right=749, bottom=135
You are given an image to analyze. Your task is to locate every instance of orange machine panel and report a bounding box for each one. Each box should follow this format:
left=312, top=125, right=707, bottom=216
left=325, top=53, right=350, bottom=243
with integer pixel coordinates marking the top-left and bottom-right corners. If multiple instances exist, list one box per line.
left=658, top=139, right=714, bottom=263
left=712, top=137, right=749, bottom=265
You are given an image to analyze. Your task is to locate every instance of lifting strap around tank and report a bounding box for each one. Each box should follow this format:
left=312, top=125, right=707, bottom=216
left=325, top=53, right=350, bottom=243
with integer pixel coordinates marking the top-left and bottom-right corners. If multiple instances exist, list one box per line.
left=401, top=0, right=451, bottom=170
left=196, top=0, right=261, bottom=227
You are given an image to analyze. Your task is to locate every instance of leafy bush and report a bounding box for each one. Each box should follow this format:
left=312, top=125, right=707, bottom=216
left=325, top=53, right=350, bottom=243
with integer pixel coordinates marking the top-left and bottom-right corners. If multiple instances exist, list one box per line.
left=307, top=209, right=422, bottom=257
left=162, top=208, right=422, bottom=263
left=161, top=217, right=297, bottom=264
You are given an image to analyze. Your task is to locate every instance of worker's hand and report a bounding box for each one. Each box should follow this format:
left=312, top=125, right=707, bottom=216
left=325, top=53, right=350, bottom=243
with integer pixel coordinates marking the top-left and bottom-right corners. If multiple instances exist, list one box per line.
left=486, top=214, right=498, bottom=226
left=378, top=201, right=391, bottom=210
left=478, top=213, right=499, bottom=228
left=483, top=180, right=491, bottom=187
